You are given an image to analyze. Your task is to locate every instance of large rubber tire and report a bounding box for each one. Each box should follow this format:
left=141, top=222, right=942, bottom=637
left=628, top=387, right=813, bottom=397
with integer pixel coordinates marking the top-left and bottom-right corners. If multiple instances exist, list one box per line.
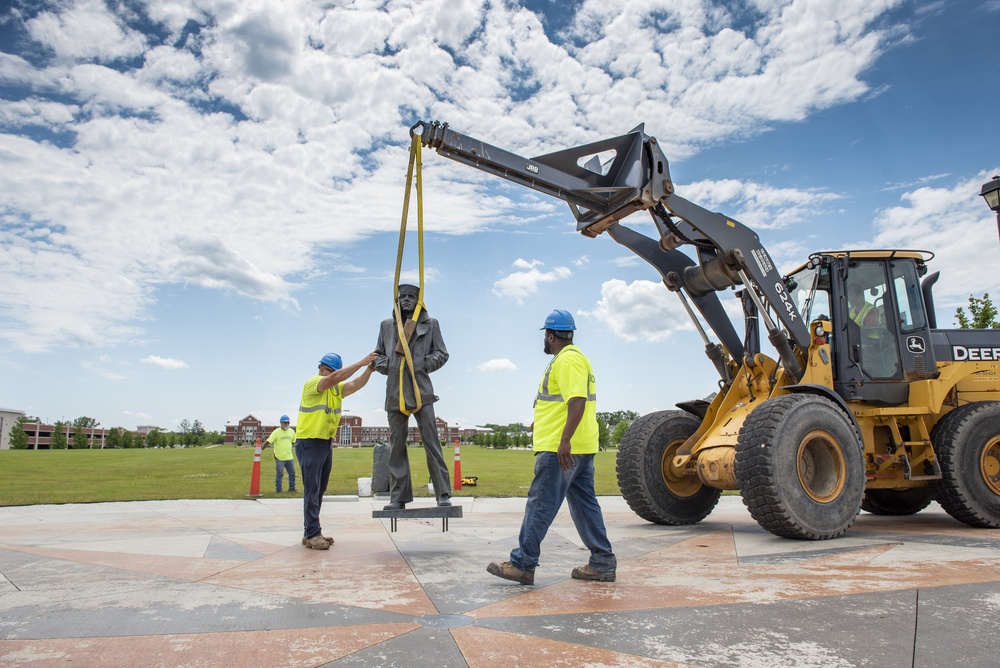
left=735, top=394, right=865, bottom=540
left=861, top=487, right=934, bottom=515
left=931, top=401, right=1000, bottom=528
left=616, top=410, right=721, bottom=525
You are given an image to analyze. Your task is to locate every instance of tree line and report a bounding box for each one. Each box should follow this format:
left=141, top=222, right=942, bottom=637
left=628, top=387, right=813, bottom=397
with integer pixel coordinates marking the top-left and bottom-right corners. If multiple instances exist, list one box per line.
left=471, top=410, right=641, bottom=450
left=8, top=415, right=225, bottom=450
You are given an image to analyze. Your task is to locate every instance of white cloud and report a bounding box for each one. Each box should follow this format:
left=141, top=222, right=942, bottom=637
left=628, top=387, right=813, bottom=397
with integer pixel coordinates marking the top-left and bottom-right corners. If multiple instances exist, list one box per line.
left=867, top=171, right=1000, bottom=314
left=679, top=179, right=841, bottom=230
left=27, top=0, right=148, bottom=63
left=609, top=255, right=641, bottom=268
left=477, top=358, right=519, bottom=372
left=141, top=355, right=189, bottom=370
left=493, top=259, right=572, bottom=302
left=581, top=278, right=693, bottom=342
left=80, top=360, right=130, bottom=381
left=0, top=0, right=911, bottom=352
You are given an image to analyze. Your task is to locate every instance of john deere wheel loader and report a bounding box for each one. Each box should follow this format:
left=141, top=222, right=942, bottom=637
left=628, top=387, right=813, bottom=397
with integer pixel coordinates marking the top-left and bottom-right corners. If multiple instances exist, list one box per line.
left=411, top=120, right=1000, bottom=540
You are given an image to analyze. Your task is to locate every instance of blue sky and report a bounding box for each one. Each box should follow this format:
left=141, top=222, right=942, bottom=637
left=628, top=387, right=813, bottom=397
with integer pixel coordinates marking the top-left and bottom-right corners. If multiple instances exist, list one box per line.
left=1, top=0, right=998, bottom=433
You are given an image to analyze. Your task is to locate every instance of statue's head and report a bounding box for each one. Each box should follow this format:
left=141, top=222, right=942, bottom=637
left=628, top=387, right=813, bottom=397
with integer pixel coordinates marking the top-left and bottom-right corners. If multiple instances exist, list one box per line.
left=397, top=284, right=419, bottom=316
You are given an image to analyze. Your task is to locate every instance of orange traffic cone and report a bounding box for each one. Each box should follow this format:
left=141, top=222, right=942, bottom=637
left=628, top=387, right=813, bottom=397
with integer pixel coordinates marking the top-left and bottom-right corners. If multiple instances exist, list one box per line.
left=453, top=440, right=462, bottom=491
left=247, top=438, right=263, bottom=498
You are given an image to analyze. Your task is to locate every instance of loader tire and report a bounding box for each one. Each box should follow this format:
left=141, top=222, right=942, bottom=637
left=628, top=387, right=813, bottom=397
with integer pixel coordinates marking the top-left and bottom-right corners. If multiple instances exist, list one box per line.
left=861, top=487, right=934, bottom=516
left=736, top=394, right=864, bottom=540
left=931, top=401, right=1000, bottom=528
left=616, top=410, right=720, bottom=525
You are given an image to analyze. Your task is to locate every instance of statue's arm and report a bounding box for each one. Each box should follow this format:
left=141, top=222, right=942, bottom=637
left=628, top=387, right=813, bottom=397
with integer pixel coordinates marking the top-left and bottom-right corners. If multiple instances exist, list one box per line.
left=423, top=320, right=449, bottom=373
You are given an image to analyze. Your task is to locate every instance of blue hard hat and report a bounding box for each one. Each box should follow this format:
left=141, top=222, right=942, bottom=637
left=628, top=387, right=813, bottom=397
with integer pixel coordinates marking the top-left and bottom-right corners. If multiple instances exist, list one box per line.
left=280, top=415, right=290, bottom=423
left=319, top=353, right=342, bottom=371
left=541, top=309, right=576, bottom=331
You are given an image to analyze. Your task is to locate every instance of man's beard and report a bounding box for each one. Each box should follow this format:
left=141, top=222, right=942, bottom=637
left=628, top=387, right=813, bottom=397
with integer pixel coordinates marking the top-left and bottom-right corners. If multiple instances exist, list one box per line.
left=543, top=337, right=552, bottom=355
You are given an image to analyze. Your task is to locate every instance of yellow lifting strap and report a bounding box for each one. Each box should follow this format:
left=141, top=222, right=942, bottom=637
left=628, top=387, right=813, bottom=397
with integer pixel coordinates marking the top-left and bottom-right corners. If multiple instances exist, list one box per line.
left=393, top=134, right=425, bottom=417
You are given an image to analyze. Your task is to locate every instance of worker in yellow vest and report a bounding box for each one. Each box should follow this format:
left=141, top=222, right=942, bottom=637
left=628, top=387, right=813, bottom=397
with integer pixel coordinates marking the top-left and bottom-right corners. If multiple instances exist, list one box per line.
left=264, top=415, right=296, bottom=493
left=488, top=310, right=616, bottom=585
left=297, top=351, right=377, bottom=550
left=848, top=283, right=879, bottom=329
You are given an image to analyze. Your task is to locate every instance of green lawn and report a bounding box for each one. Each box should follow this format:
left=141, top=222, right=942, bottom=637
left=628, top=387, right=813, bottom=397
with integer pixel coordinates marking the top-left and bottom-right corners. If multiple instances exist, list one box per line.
left=0, top=445, right=623, bottom=506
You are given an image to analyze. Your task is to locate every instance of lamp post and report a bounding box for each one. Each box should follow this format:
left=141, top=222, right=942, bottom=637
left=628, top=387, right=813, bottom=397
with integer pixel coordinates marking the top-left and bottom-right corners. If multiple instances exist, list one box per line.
left=981, top=175, right=1000, bottom=241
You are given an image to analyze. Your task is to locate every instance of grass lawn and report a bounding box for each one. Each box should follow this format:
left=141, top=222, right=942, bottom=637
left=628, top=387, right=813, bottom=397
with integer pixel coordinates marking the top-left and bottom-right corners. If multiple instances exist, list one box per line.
left=0, top=444, right=623, bottom=506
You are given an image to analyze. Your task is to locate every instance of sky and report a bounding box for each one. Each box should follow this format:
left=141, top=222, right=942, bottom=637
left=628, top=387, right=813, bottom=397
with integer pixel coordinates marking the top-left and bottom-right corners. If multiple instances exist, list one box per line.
left=1, top=0, right=999, bottom=433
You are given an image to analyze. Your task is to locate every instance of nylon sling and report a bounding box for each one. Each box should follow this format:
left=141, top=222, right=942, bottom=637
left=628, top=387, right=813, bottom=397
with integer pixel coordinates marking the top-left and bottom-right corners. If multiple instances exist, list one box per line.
left=392, top=133, right=426, bottom=416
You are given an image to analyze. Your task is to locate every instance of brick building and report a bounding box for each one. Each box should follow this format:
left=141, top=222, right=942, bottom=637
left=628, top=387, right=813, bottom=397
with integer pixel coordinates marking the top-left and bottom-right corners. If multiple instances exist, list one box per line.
left=9, top=421, right=143, bottom=449
left=224, top=413, right=480, bottom=447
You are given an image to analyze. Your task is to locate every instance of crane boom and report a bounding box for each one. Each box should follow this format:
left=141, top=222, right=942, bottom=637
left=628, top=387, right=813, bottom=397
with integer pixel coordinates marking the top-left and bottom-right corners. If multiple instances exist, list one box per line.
left=411, top=121, right=809, bottom=379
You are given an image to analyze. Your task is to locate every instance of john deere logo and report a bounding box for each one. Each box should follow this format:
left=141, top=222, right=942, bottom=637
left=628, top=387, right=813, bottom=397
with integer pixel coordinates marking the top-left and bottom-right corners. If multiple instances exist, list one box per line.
left=906, top=336, right=925, bottom=354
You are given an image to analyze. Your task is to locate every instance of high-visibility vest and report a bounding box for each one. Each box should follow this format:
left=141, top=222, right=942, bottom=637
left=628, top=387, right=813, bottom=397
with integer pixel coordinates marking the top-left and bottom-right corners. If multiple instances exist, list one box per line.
left=850, top=301, right=874, bottom=326
left=532, top=345, right=599, bottom=454
left=266, top=427, right=296, bottom=460
left=296, top=375, right=343, bottom=440
left=850, top=301, right=880, bottom=339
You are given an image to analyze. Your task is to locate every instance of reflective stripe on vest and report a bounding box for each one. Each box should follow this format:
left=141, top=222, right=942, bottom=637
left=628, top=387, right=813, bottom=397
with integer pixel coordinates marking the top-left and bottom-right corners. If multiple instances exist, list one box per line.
left=535, top=348, right=597, bottom=406
left=298, top=404, right=342, bottom=415
left=850, top=301, right=874, bottom=326
left=298, top=382, right=342, bottom=439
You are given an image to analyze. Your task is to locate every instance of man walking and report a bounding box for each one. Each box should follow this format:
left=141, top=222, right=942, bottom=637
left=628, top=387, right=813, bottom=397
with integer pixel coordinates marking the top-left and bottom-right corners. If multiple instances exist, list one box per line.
left=374, top=284, right=451, bottom=510
left=488, top=310, right=617, bottom=585
left=265, top=415, right=296, bottom=493
left=296, top=351, right=377, bottom=550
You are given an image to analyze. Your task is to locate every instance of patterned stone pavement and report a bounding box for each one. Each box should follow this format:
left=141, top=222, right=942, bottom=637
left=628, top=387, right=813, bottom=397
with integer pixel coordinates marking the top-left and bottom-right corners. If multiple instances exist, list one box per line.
left=2, top=495, right=999, bottom=667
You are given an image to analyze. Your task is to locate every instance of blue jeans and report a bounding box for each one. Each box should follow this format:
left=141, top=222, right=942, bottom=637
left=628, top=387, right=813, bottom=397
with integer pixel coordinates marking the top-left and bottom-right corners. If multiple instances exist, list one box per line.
left=510, top=452, right=616, bottom=573
left=296, top=438, right=332, bottom=539
left=275, top=457, right=296, bottom=492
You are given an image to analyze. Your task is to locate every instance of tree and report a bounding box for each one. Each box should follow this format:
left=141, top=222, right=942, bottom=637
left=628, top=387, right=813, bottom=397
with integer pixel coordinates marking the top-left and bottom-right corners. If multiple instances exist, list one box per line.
left=9, top=416, right=29, bottom=449
left=120, top=430, right=135, bottom=449
left=611, top=420, right=630, bottom=446
left=597, top=416, right=611, bottom=451
left=105, top=427, right=122, bottom=449
left=597, top=410, right=640, bottom=429
left=146, top=429, right=164, bottom=449
left=191, top=419, right=206, bottom=447
left=956, top=293, right=1000, bottom=329
left=72, top=416, right=98, bottom=428
left=71, top=426, right=88, bottom=450
left=50, top=421, right=68, bottom=449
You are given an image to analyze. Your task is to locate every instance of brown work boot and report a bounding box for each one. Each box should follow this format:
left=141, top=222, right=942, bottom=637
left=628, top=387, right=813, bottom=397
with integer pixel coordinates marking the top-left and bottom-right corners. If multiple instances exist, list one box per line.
left=571, top=564, right=616, bottom=582
left=302, top=535, right=331, bottom=550
left=487, top=561, right=534, bottom=585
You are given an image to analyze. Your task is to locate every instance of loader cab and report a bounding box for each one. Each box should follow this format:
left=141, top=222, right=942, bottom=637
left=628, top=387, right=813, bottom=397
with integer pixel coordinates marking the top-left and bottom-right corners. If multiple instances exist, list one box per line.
left=789, top=251, right=937, bottom=405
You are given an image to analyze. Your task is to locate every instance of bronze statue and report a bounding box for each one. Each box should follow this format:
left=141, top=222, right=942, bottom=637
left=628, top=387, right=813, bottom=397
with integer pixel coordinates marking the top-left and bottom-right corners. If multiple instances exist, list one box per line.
left=374, top=284, right=452, bottom=509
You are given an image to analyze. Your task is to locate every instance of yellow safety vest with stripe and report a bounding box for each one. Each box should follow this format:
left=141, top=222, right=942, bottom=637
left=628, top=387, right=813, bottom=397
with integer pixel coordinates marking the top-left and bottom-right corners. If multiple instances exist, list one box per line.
left=532, top=345, right=599, bottom=454
left=296, top=375, right=344, bottom=440
left=850, top=301, right=879, bottom=339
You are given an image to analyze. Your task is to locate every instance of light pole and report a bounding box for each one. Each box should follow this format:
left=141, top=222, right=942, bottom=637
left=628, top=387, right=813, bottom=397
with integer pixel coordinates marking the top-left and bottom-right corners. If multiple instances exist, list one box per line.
left=981, top=175, right=1000, bottom=241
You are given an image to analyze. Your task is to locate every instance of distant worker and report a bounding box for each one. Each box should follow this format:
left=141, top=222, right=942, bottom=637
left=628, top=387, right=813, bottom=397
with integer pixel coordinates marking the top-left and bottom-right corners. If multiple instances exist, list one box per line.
left=487, top=310, right=616, bottom=585
left=374, top=284, right=451, bottom=510
left=264, top=415, right=297, bottom=493
left=296, top=351, right=377, bottom=550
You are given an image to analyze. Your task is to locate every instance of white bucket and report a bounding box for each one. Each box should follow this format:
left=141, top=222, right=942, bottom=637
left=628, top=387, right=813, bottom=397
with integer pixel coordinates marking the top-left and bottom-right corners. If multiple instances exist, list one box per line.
left=358, top=477, right=372, bottom=496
